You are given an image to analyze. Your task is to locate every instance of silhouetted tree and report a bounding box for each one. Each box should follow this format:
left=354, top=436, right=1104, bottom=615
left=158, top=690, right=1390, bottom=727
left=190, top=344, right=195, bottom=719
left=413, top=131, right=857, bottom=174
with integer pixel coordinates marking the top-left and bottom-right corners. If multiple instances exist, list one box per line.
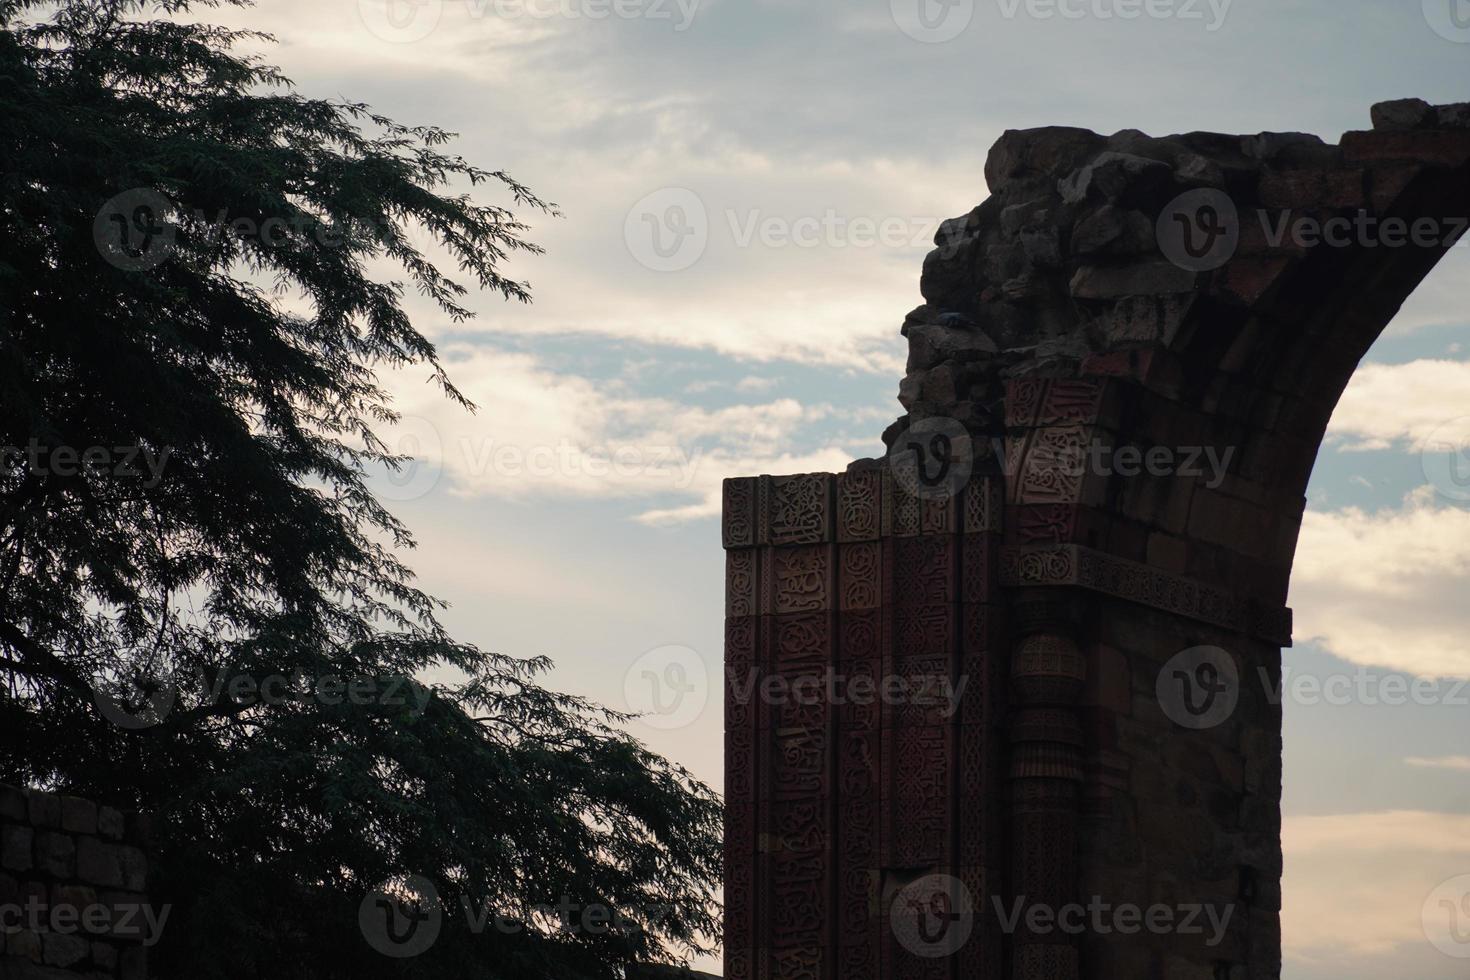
left=0, top=2, right=720, bottom=976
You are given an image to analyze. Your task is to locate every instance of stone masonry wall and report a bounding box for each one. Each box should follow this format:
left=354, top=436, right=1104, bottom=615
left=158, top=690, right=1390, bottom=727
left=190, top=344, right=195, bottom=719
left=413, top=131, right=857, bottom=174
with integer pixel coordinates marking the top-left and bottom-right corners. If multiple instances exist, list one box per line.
left=0, top=785, right=153, bottom=980
left=725, top=99, right=1470, bottom=980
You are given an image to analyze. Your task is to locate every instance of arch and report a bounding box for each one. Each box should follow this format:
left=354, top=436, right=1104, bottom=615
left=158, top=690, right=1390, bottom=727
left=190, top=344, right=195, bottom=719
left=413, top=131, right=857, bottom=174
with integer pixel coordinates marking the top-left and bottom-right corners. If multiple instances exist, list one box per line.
left=721, top=100, right=1469, bottom=980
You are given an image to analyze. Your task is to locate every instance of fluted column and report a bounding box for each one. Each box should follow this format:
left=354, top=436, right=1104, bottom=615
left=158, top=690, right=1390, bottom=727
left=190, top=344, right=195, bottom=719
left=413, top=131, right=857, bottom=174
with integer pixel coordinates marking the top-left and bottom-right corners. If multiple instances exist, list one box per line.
left=1006, top=592, right=1085, bottom=980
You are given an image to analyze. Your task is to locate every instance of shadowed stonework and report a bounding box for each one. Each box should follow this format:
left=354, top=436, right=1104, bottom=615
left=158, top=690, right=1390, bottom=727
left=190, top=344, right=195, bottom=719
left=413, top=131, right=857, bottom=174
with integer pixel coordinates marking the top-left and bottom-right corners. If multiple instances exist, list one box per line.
left=722, top=100, right=1469, bottom=979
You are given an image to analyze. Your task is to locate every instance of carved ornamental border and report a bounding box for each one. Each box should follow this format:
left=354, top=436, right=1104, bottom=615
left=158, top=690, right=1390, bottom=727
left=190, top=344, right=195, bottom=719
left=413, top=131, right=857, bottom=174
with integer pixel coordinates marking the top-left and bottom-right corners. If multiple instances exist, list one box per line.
left=999, top=544, right=1293, bottom=646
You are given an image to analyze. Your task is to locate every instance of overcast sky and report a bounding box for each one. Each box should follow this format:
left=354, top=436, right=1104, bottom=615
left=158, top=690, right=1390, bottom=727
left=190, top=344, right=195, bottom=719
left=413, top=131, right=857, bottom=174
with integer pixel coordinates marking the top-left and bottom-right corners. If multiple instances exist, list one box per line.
left=183, top=0, right=1470, bottom=973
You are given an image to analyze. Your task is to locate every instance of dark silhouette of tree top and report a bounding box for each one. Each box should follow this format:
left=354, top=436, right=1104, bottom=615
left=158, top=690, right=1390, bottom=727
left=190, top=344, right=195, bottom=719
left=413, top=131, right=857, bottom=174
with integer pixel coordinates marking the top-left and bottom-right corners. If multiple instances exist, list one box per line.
left=0, top=1, right=721, bottom=976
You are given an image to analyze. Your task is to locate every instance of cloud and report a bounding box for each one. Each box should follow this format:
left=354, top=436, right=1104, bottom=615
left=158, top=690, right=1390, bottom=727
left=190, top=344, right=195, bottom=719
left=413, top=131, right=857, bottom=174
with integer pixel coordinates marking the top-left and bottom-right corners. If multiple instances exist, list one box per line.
left=1290, top=488, right=1470, bottom=678
left=1405, top=756, right=1470, bottom=772
left=1282, top=810, right=1470, bottom=961
left=1325, top=359, right=1470, bottom=452
left=1385, top=245, right=1470, bottom=336
left=376, top=345, right=864, bottom=523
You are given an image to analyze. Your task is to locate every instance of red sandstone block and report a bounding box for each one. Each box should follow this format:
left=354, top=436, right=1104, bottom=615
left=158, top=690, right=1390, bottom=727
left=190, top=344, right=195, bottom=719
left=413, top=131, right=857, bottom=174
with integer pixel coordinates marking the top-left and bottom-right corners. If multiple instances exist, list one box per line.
left=1208, top=256, right=1294, bottom=305
left=1005, top=503, right=1082, bottom=547
left=1236, top=208, right=1310, bottom=256
left=1341, top=129, right=1470, bottom=168
left=1367, top=163, right=1424, bottom=214
left=1146, top=531, right=1189, bottom=573
left=1081, top=348, right=1154, bottom=381
left=960, top=534, right=994, bottom=603
left=836, top=468, right=882, bottom=543
left=1082, top=645, right=1132, bottom=715
left=1257, top=169, right=1366, bottom=209
left=1101, top=518, right=1149, bottom=564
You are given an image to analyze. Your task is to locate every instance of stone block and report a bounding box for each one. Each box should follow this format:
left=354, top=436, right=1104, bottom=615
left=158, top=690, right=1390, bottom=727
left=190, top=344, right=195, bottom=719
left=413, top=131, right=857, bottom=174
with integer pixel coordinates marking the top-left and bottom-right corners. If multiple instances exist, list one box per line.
left=120, top=946, right=149, bottom=980
left=59, top=797, right=97, bottom=836
left=1145, top=532, right=1189, bottom=574
left=96, top=808, right=124, bottom=842
left=1371, top=98, right=1435, bottom=131
left=40, top=932, right=89, bottom=969
left=33, top=832, right=73, bottom=878
left=1438, top=102, right=1470, bottom=128
left=50, top=883, right=98, bottom=915
left=1208, top=256, right=1292, bottom=305
left=1367, top=162, right=1423, bottom=214
left=1107, top=293, right=1195, bottom=344
left=118, top=846, right=147, bottom=892
left=1083, top=645, right=1132, bottom=715
left=25, top=792, right=60, bottom=830
left=1058, top=151, right=1173, bottom=206
left=1, top=826, right=32, bottom=873
left=1257, top=169, right=1365, bottom=209
left=75, top=838, right=125, bottom=889
left=1159, top=952, right=1218, bottom=980
left=91, top=942, right=119, bottom=970
left=1241, top=131, right=1324, bottom=164
left=984, top=126, right=1107, bottom=192
left=6, top=928, right=43, bottom=963
left=1341, top=129, right=1470, bottom=168
left=0, top=785, right=26, bottom=821
left=1070, top=261, right=1197, bottom=299
left=905, top=322, right=997, bottom=372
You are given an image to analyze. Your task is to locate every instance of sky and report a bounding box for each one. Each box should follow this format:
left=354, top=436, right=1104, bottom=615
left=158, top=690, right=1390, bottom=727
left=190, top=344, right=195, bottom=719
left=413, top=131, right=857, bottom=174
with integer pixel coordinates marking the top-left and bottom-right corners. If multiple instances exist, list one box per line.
left=185, top=0, right=1468, bottom=974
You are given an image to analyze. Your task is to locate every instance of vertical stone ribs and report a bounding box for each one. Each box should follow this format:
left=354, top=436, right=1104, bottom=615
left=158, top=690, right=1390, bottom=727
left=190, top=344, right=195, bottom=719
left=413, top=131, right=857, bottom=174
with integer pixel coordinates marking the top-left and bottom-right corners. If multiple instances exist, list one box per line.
left=723, top=470, right=1006, bottom=980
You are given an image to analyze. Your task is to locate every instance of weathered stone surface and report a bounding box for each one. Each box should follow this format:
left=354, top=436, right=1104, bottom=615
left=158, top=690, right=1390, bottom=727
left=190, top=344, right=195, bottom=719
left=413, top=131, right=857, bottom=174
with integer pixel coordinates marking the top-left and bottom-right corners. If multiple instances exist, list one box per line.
left=6, top=928, right=43, bottom=964
left=1342, top=128, right=1470, bottom=167
left=1059, top=151, right=1172, bottom=205
left=1371, top=97, right=1435, bottom=131
left=1071, top=205, right=1153, bottom=257
left=0, top=786, right=25, bottom=822
left=1438, top=102, right=1470, bottom=128
left=33, top=832, right=74, bottom=878
left=905, top=321, right=998, bottom=371
left=1069, top=262, right=1196, bottom=299
left=1241, top=131, right=1324, bottom=163
left=76, top=838, right=135, bottom=890
left=59, top=796, right=98, bottom=836
left=1174, top=152, right=1226, bottom=187
left=1105, top=294, right=1194, bottom=345
left=40, top=933, right=90, bottom=969
left=985, top=126, right=1108, bottom=192
left=96, top=807, right=124, bottom=842
left=1257, top=169, right=1365, bottom=209
left=26, top=792, right=60, bottom=830
left=1, top=826, right=33, bottom=872
left=0, top=784, right=152, bottom=979
left=734, top=99, right=1470, bottom=980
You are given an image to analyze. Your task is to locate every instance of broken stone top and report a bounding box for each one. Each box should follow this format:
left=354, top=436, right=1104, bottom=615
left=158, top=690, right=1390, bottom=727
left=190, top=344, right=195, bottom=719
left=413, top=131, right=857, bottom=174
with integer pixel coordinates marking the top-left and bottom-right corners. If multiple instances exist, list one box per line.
left=889, top=99, right=1470, bottom=449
